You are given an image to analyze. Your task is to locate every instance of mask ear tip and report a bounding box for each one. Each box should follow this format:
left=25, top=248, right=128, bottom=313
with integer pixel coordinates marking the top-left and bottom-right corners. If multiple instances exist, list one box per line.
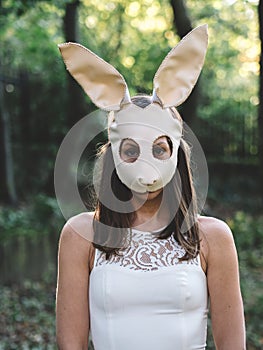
left=58, top=42, right=76, bottom=50
left=199, top=23, right=209, bottom=40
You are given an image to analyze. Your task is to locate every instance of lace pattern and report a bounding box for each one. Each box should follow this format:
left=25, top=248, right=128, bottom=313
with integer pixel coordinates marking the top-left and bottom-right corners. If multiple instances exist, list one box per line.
left=95, top=230, right=199, bottom=272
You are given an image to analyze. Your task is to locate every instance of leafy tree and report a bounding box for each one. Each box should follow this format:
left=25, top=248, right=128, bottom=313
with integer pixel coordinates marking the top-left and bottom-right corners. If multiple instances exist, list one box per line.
left=0, top=0, right=71, bottom=200
left=0, top=0, right=260, bottom=202
left=185, top=0, right=259, bottom=163
left=62, top=0, right=88, bottom=127
left=258, top=0, right=263, bottom=197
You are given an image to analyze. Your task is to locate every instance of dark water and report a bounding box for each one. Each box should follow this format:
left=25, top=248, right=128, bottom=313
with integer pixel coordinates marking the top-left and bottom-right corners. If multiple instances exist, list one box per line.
left=0, top=232, right=59, bottom=284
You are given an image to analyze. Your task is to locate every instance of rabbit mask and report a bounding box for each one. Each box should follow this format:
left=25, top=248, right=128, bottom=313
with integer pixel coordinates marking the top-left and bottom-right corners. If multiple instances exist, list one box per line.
left=58, top=25, right=208, bottom=193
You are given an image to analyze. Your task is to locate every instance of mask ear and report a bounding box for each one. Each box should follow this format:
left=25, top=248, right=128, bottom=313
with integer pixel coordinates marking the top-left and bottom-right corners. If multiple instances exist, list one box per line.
left=152, top=24, right=208, bottom=108
left=58, top=43, right=131, bottom=111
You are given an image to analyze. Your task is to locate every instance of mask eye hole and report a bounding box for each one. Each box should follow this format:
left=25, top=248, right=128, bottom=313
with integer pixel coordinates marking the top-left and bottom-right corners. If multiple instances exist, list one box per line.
left=152, top=136, right=172, bottom=160
left=120, top=138, right=140, bottom=163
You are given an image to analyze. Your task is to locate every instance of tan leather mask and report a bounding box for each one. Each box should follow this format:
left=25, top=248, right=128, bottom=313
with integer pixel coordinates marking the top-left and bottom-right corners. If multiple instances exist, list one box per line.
left=108, top=104, right=182, bottom=193
left=58, top=25, right=208, bottom=192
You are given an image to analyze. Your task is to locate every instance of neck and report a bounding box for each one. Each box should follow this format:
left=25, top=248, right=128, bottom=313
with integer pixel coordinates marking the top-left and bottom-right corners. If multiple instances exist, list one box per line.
left=131, top=191, right=170, bottom=231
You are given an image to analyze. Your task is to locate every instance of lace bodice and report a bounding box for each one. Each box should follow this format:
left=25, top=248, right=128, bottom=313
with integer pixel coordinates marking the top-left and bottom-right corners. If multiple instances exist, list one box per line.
left=95, top=229, right=199, bottom=271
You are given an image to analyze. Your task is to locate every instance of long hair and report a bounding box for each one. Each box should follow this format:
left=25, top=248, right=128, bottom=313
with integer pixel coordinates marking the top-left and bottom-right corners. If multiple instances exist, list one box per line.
left=92, top=96, right=200, bottom=261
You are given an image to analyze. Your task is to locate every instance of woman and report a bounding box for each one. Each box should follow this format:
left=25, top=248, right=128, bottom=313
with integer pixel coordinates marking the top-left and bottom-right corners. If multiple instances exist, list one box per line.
left=56, top=25, right=246, bottom=349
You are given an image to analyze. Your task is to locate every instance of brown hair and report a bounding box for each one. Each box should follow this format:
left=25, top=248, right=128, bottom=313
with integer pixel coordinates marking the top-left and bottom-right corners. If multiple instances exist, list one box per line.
left=92, top=95, right=200, bottom=261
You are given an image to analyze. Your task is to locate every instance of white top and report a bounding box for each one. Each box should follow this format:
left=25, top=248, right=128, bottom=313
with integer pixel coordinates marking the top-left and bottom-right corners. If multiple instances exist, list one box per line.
left=89, top=229, right=208, bottom=350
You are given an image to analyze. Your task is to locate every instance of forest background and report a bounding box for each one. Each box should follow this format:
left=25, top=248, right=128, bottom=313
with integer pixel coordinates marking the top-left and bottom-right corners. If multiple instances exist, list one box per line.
left=0, top=0, right=263, bottom=349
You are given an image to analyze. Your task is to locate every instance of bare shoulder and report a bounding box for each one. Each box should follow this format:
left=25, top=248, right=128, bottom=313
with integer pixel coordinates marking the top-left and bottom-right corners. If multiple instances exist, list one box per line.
left=61, top=211, right=95, bottom=242
left=198, top=215, right=236, bottom=261
left=198, top=215, right=232, bottom=239
left=59, top=212, right=95, bottom=269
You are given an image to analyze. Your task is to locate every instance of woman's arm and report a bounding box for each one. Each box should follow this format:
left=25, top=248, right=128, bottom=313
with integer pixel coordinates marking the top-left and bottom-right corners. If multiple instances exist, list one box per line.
left=200, top=217, right=246, bottom=350
left=56, top=213, right=94, bottom=350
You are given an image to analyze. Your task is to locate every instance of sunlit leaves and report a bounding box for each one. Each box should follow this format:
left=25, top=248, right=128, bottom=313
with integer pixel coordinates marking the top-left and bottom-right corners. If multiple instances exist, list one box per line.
left=185, top=0, right=259, bottom=160
left=1, top=1, right=64, bottom=83
left=0, top=0, right=260, bottom=161
left=77, top=0, right=179, bottom=94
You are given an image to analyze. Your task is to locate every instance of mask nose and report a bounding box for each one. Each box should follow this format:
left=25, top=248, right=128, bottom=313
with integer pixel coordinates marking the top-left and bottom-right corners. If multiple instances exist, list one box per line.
left=138, top=178, right=157, bottom=186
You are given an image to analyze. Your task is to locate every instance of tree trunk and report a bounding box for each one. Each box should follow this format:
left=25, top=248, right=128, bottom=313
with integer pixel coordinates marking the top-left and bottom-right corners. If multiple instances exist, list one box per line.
left=63, top=0, right=87, bottom=128
left=0, top=75, right=18, bottom=205
left=258, top=0, right=263, bottom=197
left=170, top=0, right=192, bottom=38
left=19, top=69, right=31, bottom=194
left=0, top=92, right=8, bottom=202
left=63, top=0, right=79, bottom=42
left=170, top=0, right=199, bottom=126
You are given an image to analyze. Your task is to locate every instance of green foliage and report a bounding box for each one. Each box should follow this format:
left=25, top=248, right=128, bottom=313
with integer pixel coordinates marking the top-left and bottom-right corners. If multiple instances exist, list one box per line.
left=78, top=0, right=178, bottom=95
left=188, top=0, right=260, bottom=162
left=0, top=280, right=95, bottom=349
left=228, top=211, right=263, bottom=268
left=0, top=280, right=56, bottom=350
left=1, top=2, right=64, bottom=77
left=227, top=212, right=263, bottom=349
left=0, top=0, right=260, bottom=200
left=0, top=194, right=64, bottom=243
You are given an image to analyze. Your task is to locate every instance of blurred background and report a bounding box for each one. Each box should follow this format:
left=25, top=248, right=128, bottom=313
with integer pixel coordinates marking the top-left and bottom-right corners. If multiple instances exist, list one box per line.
left=0, top=0, right=262, bottom=348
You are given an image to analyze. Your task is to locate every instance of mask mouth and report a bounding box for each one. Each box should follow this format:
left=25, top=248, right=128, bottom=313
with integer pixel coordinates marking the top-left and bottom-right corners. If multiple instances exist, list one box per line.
left=130, top=179, right=163, bottom=194
left=133, top=188, right=162, bottom=195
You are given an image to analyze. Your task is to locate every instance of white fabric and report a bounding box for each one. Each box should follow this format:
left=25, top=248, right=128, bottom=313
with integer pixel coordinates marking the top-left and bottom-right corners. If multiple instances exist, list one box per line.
left=89, top=229, right=208, bottom=350
left=109, top=103, right=182, bottom=193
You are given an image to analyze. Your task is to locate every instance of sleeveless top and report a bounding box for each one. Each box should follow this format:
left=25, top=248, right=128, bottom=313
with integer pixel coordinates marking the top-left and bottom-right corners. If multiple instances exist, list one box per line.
left=89, top=228, right=208, bottom=350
